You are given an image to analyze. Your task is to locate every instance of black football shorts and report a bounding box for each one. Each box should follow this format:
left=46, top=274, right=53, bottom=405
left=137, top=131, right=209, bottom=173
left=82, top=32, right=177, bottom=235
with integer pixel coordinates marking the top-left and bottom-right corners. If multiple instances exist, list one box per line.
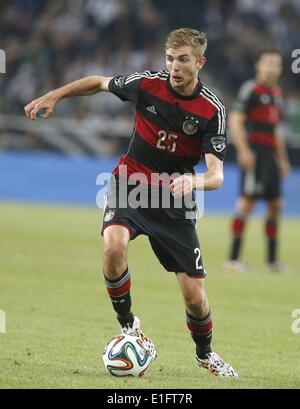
left=101, top=174, right=206, bottom=278
left=240, top=149, right=281, bottom=200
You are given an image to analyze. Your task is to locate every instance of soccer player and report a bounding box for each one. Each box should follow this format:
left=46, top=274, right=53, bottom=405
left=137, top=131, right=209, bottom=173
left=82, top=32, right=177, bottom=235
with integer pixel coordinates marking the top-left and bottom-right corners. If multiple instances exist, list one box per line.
left=227, top=49, right=290, bottom=272
left=25, top=28, right=238, bottom=377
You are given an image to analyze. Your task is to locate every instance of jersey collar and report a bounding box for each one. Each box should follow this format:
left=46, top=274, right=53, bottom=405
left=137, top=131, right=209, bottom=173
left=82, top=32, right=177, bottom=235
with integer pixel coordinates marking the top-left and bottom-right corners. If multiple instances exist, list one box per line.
left=166, top=76, right=202, bottom=100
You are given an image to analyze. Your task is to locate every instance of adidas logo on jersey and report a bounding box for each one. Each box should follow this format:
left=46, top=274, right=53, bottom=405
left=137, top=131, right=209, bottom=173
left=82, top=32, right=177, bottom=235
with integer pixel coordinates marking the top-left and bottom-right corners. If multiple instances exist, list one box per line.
left=146, top=105, right=157, bottom=115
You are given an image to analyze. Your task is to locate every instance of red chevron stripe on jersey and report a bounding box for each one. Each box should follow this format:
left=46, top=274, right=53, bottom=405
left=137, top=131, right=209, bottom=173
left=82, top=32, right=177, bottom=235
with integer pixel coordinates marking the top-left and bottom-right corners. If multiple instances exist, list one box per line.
left=248, top=105, right=282, bottom=124
left=135, top=112, right=202, bottom=157
left=140, top=77, right=217, bottom=119
left=248, top=132, right=276, bottom=147
left=113, top=154, right=190, bottom=187
left=253, top=84, right=282, bottom=96
left=113, top=154, right=159, bottom=182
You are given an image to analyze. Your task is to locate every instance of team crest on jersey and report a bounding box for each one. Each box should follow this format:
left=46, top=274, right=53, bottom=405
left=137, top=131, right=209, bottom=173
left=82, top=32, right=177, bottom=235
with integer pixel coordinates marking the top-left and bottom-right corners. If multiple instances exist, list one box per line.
left=211, top=136, right=226, bottom=152
left=183, top=117, right=199, bottom=135
left=104, top=210, right=115, bottom=222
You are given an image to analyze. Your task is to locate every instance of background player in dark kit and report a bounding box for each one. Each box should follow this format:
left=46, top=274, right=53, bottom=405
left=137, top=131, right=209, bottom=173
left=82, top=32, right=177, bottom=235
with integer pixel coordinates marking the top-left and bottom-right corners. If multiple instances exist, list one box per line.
left=25, top=28, right=238, bottom=377
left=227, top=50, right=290, bottom=273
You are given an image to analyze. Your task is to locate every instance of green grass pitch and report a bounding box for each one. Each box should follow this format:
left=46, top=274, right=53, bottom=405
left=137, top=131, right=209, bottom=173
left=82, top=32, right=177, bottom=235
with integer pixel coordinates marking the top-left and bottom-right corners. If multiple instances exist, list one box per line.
left=0, top=202, right=300, bottom=389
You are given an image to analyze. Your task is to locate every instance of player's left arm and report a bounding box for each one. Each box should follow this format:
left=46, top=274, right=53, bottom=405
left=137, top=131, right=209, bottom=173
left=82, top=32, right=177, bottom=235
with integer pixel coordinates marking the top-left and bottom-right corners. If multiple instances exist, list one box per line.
left=196, top=153, right=224, bottom=190
left=275, top=125, right=291, bottom=178
left=170, top=154, right=224, bottom=197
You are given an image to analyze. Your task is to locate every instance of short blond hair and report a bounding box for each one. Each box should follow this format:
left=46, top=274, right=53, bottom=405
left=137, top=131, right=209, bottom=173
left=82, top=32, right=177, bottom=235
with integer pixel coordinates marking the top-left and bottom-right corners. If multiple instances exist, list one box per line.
left=165, top=28, right=207, bottom=58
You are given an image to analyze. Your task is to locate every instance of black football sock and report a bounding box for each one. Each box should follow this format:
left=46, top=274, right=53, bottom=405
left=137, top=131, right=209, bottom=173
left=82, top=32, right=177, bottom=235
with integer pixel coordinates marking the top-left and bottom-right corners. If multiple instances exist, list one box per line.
left=104, top=268, right=134, bottom=327
left=186, top=311, right=213, bottom=359
left=268, top=239, right=277, bottom=264
left=265, top=219, right=278, bottom=263
left=229, top=213, right=247, bottom=260
left=230, top=237, right=242, bottom=261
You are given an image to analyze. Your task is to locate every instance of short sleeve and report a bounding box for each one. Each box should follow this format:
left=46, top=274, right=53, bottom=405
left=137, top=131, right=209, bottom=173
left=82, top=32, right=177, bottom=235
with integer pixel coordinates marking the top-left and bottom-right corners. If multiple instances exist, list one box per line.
left=108, top=74, right=142, bottom=106
left=232, top=80, right=255, bottom=113
left=202, top=106, right=227, bottom=161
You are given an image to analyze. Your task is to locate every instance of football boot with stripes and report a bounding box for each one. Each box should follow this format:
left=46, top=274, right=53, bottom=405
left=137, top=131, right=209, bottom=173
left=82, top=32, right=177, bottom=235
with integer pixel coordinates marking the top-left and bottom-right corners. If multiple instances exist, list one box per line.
left=196, top=352, right=238, bottom=377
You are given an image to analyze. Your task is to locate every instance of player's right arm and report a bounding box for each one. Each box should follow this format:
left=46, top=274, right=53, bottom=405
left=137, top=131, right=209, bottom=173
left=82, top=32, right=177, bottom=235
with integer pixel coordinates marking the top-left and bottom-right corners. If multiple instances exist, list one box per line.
left=24, top=75, right=113, bottom=120
left=228, top=111, right=255, bottom=171
left=229, top=80, right=256, bottom=171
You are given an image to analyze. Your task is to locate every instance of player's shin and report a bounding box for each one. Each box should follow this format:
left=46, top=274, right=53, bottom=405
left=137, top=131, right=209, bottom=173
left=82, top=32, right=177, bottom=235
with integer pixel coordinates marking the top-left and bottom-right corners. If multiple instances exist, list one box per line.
left=186, top=310, right=213, bottom=359
left=103, top=268, right=134, bottom=327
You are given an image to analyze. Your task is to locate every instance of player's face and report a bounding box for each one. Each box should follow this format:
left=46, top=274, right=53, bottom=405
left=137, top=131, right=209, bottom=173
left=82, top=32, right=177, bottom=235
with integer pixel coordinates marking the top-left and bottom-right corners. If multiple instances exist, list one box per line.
left=256, top=53, right=282, bottom=85
left=166, top=46, right=206, bottom=94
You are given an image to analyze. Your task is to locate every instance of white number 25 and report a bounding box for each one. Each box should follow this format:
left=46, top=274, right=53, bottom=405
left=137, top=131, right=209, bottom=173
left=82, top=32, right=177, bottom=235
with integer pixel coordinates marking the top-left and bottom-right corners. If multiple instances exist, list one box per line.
left=156, top=130, right=177, bottom=153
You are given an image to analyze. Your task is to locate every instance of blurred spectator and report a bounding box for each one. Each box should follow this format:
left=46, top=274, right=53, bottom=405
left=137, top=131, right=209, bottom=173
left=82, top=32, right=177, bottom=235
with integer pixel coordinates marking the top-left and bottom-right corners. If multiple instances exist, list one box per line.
left=1, top=0, right=300, bottom=152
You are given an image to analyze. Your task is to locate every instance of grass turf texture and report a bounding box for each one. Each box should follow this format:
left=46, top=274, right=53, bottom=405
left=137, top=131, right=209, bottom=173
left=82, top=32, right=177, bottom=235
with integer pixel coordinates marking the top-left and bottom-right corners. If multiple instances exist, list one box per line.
left=0, top=202, right=299, bottom=389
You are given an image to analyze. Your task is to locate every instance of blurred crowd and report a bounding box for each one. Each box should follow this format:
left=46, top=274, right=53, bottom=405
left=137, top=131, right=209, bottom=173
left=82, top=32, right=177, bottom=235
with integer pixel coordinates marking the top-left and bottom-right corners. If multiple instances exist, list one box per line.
left=1, top=0, right=300, bottom=151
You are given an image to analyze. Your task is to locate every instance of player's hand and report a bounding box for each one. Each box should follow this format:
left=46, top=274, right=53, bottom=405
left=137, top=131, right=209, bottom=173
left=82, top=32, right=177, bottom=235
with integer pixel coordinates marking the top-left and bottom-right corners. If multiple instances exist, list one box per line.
left=279, top=159, right=291, bottom=179
left=170, top=175, right=194, bottom=198
left=24, top=91, right=58, bottom=120
left=238, top=149, right=255, bottom=171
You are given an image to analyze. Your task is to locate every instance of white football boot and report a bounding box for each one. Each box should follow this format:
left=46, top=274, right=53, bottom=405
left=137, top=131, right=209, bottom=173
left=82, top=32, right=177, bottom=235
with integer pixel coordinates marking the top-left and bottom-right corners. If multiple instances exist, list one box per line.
left=224, top=259, right=249, bottom=273
left=121, top=316, right=142, bottom=337
left=265, top=261, right=288, bottom=273
left=121, top=316, right=157, bottom=361
left=196, top=352, right=238, bottom=377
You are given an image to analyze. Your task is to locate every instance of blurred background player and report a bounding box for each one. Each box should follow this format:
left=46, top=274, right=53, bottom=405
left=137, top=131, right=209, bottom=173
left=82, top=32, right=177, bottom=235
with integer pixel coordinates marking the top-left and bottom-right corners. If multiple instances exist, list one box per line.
left=227, top=49, right=291, bottom=273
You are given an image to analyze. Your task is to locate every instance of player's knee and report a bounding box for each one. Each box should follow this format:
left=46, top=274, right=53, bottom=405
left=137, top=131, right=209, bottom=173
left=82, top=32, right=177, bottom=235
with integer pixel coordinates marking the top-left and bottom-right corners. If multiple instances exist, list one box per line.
left=184, top=288, right=208, bottom=316
left=274, top=200, right=283, bottom=213
left=238, top=198, right=255, bottom=215
left=104, top=241, right=127, bottom=262
left=103, top=238, right=128, bottom=275
left=268, top=200, right=282, bottom=218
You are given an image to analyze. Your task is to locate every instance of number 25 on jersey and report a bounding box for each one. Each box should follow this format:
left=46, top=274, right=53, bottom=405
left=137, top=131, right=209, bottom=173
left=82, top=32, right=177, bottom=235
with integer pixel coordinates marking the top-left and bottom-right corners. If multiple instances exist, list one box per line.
left=156, top=130, right=178, bottom=153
